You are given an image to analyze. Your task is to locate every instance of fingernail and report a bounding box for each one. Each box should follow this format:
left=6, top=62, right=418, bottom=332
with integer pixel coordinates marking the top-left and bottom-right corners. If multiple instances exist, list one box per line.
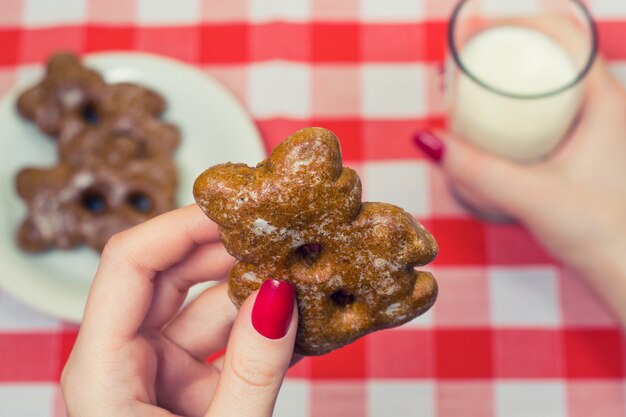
left=252, top=279, right=295, bottom=339
left=413, top=130, right=445, bottom=163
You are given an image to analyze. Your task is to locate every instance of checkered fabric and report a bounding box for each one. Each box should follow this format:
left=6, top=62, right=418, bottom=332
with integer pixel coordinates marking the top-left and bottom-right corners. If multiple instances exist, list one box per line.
left=1, top=0, right=626, bottom=416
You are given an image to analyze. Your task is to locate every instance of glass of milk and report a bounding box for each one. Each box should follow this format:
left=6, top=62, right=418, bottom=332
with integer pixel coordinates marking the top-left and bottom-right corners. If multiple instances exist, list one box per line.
left=447, top=0, right=598, bottom=161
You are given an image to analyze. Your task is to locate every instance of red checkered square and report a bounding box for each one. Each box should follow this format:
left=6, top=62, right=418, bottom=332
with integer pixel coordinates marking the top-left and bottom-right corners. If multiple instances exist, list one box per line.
left=85, top=26, right=135, bottom=52
left=362, top=119, right=446, bottom=161
left=493, top=330, right=565, bottom=378
left=0, top=334, right=61, bottom=382
left=310, top=338, right=366, bottom=379
left=310, top=119, right=362, bottom=162
left=312, top=23, right=359, bottom=62
left=0, top=0, right=23, bottom=26
left=564, top=329, right=624, bottom=378
left=437, top=382, right=494, bottom=417
left=434, top=267, right=490, bottom=326
left=311, top=66, right=360, bottom=116
left=201, top=0, right=248, bottom=22
left=560, top=268, right=619, bottom=327
left=431, top=218, right=488, bottom=266
left=135, top=26, right=200, bottom=63
left=425, top=20, right=448, bottom=62
left=485, top=223, right=557, bottom=265
left=367, top=329, right=435, bottom=378
left=361, top=24, right=427, bottom=62
left=311, top=382, right=366, bottom=417
left=286, top=357, right=311, bottom=379
left=312, top=0, right=359, bottom=20
left=597, top=21, right=626, bottom=60
left=0, top=29, right=20, bottom=66
left=199, top=24, right=248, bottom=63
left=87, top=0, right=135, bottom=23
left=361, top=23, right=447, bottom=62
left=18, top=27, right=85, bottom=64
left=249, top=23, right=310, bottom=61
left=567, top=381, right=625, bottom=417
left=436, top=329, right=493, bottom=378
left=58, top=329, right=78, bottom=373
left=256, top=119, right=312, bottom=154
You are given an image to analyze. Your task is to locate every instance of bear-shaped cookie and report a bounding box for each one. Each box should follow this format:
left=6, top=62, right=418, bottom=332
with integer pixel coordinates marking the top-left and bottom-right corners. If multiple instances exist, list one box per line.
left=194, top=127, right=438, bottom=355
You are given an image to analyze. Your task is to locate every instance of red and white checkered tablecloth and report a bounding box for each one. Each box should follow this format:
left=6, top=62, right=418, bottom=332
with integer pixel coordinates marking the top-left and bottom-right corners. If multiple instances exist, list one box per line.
left=1, top=0, right=626, bottom=416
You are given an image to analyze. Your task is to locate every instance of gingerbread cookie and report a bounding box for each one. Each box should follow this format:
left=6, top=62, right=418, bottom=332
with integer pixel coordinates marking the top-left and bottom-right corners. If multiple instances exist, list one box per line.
left=58, top=113, right=180, bottom=166
left=17, top=53, right=168, bottom=137
left=194, top=127, right=438, bottom=355
left=16, top=53, right=106, bottom=137
left=16, top=156, right=177, bottom=252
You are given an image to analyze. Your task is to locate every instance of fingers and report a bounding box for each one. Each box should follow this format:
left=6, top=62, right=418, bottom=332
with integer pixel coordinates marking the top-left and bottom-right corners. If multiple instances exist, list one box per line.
left=205, top=280, right=298, bottom=417
left=415, top=130, right=551, bottom=220
left=142, top=243, right=234, bottom=330
left=162, top=282, right=238, bottom=360
left=81, top=204, right=223, bottom=343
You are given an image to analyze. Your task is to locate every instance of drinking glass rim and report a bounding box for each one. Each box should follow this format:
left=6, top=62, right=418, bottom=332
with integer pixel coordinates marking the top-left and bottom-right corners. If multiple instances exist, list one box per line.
left=448, top=0, right=598, bottom=100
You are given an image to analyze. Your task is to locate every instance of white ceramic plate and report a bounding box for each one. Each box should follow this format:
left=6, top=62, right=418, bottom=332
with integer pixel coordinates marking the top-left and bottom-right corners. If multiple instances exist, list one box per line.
left=0, top=52, right=265, bottom=322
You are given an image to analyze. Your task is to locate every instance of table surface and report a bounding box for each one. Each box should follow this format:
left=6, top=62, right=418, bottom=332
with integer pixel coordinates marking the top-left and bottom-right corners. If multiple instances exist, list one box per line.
left=1, top=0, right=626, bottom=416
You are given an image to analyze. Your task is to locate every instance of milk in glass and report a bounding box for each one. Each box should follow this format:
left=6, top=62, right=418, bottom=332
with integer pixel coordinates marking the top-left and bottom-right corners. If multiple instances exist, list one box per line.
left=449, top=26, right=583, bottom=160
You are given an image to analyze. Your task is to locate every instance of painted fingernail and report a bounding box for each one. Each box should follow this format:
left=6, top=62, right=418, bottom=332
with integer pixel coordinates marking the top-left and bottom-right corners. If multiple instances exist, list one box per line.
left=252, top=279, right=295, bottom=339
left=413, top=131, right=445, bottom=163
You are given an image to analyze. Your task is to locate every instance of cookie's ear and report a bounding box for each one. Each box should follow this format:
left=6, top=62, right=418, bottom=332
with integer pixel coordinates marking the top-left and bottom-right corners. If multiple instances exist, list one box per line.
left=17, top=219, right=50, bottom=252
left=352, top=203, right=438, bottom=268
left=15, top=166, right=71, bottom=200
left=47, top=52, right=81, bottom=74
left=193, top=162, right=255, bottom=227
left=266, top=127, right=343, bottom=182
left=16, top=87, right=41, bottom=119
left=15, top=167, right=48, bottom=200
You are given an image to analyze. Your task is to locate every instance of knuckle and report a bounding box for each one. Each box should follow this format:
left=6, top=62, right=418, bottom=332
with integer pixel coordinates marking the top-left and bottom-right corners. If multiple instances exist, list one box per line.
left=100, top=231, right=129, bottom=259
left=229, top=353, right=283, bottom=389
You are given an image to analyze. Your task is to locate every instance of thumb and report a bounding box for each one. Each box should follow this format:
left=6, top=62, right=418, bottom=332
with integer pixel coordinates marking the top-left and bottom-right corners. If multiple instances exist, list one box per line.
left=414, top=130, right=549, bottom=220
left=205, top=279, right=298, bottom=417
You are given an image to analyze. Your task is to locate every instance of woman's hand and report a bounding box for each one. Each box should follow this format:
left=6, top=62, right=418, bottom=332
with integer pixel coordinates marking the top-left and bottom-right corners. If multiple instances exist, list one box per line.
left=415, top=59, right=626, bottom=324
left=61, top=204, right=298, bottom=417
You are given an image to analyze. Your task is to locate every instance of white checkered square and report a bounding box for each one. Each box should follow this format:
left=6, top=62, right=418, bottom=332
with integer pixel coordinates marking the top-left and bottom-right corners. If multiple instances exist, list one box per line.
left=496, top=381, right=566, bottom=417
left=490, top=267, right=561, bottom=326
left=0, top=383, right=56, bottom=417
left=402, top=306, right=434, bottom=328
left=610, top=62, right=626, bottom=88
left=368, top=381, right=435, bottom=417
left=250, top=0, right=311, bottom=22
left=0, top=292, right=60, bottom=331
left=481, top=0, right=541, bottom=16
left=362, top=161, right=431, bottom=217
left=248, top=62, right=311, bottom=118
left=274, top=380, right=309, bottom=417
left=362, top=64, right=427, bottom=118
left=137, top=0, right=201, bottom=24
left=590, top=0, right=626, bottom=18
left=15, top=65, right=44, bottom=88
left=23, top=0, right=86, bottom=27
left=361, top=0, right=425, bottom=22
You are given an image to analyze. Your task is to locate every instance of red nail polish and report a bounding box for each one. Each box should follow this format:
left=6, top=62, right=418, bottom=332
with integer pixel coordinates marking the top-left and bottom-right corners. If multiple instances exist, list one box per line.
left=252, top=279, right=295, bottom=339
left=414, top=131, right=445, bottom=163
